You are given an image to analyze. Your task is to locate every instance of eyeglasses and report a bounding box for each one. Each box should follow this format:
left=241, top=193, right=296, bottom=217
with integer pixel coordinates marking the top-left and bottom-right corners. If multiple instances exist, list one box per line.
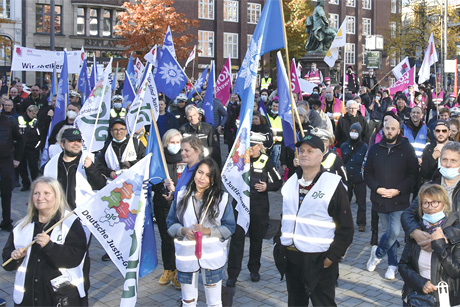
left=112, top=128, right=127, bottom=133
left=434, top=129, right=448, bottom=133
left=422, top=200, right=442, bottom=209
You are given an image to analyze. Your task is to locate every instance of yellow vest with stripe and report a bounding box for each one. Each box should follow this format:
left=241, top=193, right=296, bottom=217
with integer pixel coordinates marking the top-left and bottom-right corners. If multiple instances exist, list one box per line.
left=281, top=172, right=341, bottom=252
left=174, top=191, right=229, bottom=273
left=110, top=108, right=127, bottom=119
left=268, top=115, right=283, bottom=143
left=260, top=77, right=272, bottom=90
left=321, top=152, right=337, bottom=169
left=253, top=154, right=269, bottom=171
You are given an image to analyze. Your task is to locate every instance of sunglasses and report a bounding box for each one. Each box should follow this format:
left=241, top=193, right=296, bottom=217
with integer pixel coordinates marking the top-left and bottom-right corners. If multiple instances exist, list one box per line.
left=434, top=129, right=448, bottom=133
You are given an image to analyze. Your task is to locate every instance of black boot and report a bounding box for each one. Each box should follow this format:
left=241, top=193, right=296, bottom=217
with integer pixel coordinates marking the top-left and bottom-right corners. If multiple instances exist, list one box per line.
left=370, top=210, right=379, bottom=246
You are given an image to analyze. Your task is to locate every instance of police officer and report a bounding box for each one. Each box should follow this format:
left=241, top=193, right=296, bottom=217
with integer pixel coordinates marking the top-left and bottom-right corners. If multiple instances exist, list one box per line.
left=227, top=132, right=282, bottom=287
left=110, top=95, right=126, bottom=120
left=18, top=105, right=41, bottom=191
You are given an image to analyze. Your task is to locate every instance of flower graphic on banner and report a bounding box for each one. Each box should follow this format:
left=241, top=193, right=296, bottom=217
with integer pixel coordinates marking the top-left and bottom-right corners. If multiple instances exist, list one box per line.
left=159, top=61, right=185, bottom=87
left=239, top=35, right=263, bottom=91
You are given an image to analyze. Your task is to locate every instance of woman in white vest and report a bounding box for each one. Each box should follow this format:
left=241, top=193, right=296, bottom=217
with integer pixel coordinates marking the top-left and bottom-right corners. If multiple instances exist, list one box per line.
left=2, top=177, right=88, bottom=306
left=166, top=158, right=236, bottom=307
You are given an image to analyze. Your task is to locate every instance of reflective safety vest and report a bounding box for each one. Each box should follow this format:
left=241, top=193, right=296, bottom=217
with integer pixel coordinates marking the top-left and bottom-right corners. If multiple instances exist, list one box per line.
left=13, top=212, right=86, bottom=304
left=280, top=172, right=341, bottom=252
left=268, top=115, right=283, bottom=143
left=110, top=108, right=127, bottom=119
left=18, top=116, right=36, bottom=129
left=321, top=151, right=336, bottom=170
left=403, top=124, right=428, bottom=158
left=260, top=77, right=272, bottom=90
left=321, top=98, right=344, bottom=122
left=432, top=92, right=444, bottom=105
left=305, top=70, right=321, bottom=85
left=344, top=74, right=356, bottom=87
left=174, top=191, right=229, bottom=273
left=253, top=154, right=269, bottom=172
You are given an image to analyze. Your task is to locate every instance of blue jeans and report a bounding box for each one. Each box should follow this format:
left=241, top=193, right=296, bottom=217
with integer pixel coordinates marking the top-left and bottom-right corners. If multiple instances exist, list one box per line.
left=271, top=144, right=281, bottom=169
left=376, top=211, right=403, bottom=266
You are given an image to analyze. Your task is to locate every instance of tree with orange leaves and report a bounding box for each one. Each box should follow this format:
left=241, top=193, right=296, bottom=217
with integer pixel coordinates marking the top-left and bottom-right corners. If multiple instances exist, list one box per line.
left=115, top=0, right=199, bottom=61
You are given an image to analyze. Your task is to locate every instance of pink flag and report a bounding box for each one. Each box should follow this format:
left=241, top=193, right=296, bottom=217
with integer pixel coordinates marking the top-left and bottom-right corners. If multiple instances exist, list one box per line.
left=215, top=58, right=232, bottom=105
left=389, top=66, right=416, bottom=95
left=290, top=59, right=301, bottom=95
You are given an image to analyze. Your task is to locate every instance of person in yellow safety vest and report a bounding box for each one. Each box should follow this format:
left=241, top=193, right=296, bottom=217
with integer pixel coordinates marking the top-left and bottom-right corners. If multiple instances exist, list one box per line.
left=268, top=99, right=283, bottom=169
left=110, top=95, right=126, bottom=120
left=260, top=73, right=272, bottom=91
left=274, top=133, right=353, bottom=306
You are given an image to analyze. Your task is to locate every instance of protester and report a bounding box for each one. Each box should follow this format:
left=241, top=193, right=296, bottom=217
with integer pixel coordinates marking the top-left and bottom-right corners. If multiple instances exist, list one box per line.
left=321, top=87, right=343, bottom=126
left=166, top=158, right=236, bottom=307
left=21, top=84, right=48, bottom=113
left=341, top=122, right=369, bottom=232
left=368, top=91, right=387, bottom=134
left=267, top=100, right=283, bottom=169
left=251, top=111, right=273, bottom=151
left=275, top=133, right=353, bottom=306
left=362, top=69, right=378, bottom=95
left=343, top=65, right=359, bottom=94
left=2, top=177, right=88, bottom=306
left=402, top=106, right=429, bottom=162
left=157, top=97, right=179, bottom=140
left=365, top=117, right=419, bottom=280
left=9, top=87, right=22, bottom=114
left=1, top=99, right=18, bottom=120
left=335, top=100, right=370, bottom=147
left=399, top=184, right=460, bottom=306
left=396, top=95, right=411, bottom=122
left=151, top=129, right=185, bottom=289
left=179, top=105, right=214, bottom=158
left=449, top=118, right=460, bottom=142
left=37, top=94, right=56, bottom=148
left=48, top=101, right=81, bottom=145
left=109, top=95, right=126, bottom=120
left=304, top=62, right=323, bottom=85
left=224, top=93, right=241, bottom=151
left=227, top=132, right=282, bottom=287
left=172, top=93, right=188, bottom=127
left=297, top=100, right=323, bottom=129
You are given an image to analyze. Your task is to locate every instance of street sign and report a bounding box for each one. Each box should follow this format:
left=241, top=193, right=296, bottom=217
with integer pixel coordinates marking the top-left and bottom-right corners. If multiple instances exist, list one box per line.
left=445, top=60, right=456, bottom=73
left=366, top=52, right=381, bottom=69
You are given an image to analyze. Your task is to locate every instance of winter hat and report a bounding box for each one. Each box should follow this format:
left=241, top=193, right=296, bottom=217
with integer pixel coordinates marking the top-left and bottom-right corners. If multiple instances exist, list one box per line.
left=350, top=122, right=362, bottom=134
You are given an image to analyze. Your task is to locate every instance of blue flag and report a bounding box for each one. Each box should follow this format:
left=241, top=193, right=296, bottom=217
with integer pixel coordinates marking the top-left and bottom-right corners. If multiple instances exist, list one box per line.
left=154, top=47, right=187, bottom=100
left=89, top=55, right=97, bottom=90
left=203, top=61, right=215, bottom=125
left=77, top=57, right=91, bottom=103
left=163, top=25, right=176, bottom=58
left=126, top=54, right=136, bottom=88
left=276, top=52, right=297, bottom=150
left=258, top=100, right=271, bottom=127
left=232, top=0, right=285, bottom=127
left=48, top=64, right=57, bottom=103
left=187, top=65, right=208, bottom=99
left=53, top=51, right=68, bottom=126
left=139, top=192, right=159, bottom=278
left=122, top=71, right=136, bottom=109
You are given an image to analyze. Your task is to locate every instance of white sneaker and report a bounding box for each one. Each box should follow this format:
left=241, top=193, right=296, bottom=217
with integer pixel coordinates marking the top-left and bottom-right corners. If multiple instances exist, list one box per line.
left=367, top=245, right=382, bottom=272
left=385, top=265, right=398, bottom=280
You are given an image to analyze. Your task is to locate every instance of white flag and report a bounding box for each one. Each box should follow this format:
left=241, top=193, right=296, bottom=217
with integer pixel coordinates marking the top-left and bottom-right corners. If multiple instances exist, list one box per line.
left=418, top=33, right=438, bottom=84
left=134, top=58, right=145, bottom=89
left=324, top=19, right=347, bottom=67
left=144, top=45, right=158, bottom=67
left=184, top=45, right=196, bottom=68
left=392, top=57, right=411, bottom=80
left=74, top=58, right=112, bottom=152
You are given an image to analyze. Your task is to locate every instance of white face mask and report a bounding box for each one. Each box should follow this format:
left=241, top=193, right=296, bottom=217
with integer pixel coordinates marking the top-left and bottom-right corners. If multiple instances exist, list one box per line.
left=114, top=102, right=122, bottom=109
left=167, top=143, right=181, bottom=155
left=349, top=132, right=359, bottom=140
left=261, top=95, right=268, bottom=102
left=67, top=110, right=77, bottom=120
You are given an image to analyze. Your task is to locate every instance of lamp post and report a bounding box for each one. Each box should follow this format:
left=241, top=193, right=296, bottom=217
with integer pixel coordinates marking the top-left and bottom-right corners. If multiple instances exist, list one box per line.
left=50, top=0, right=55, bottom=51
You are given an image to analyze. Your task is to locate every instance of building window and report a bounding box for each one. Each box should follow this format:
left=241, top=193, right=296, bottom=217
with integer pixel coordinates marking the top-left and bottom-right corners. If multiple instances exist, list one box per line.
left=390, top=52, right=397, bottom=66
left=363, top=0, right=371, bottom=10
left=247, top=34, right=253, bottom=49
left=89, top=9, right=99, bottom=36
left=362, top=44, right=366, bottom=65
left=363, top=18, right=371, bottom=36
left=36, top=4, right=62, bottom=33
left=103, top=9, right=112, bottom=37
left=391, top=0, right=397, bottom=13
left=330, top=0, right=339, bottom=4
left=248, top=3, right=261, bottom=24
left=199, top=0, right=214, bottom=20
left=198, top=30, right=214, bottom=57
left=224, top=33, right=238, bottom=59
left=346, top=16, right=355, bottom=34
left=0, top=0, right=10, bottom=19
left=391, top=21, right=397, bottom=38
left=77, top=7, right=85, bottom=36
left=345, top=43, right=355, bottom=65
left=390, top=77, right=396, bottom=85
left=224, top=0, right=238, bottom=22
left=346, top=0, right=356, bottom=7
left=329, top=13, right=339, bottom=29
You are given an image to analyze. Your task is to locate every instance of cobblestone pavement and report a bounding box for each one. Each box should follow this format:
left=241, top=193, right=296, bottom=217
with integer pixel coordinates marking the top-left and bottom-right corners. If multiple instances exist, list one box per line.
left=1, top=186, right=406, bottom=306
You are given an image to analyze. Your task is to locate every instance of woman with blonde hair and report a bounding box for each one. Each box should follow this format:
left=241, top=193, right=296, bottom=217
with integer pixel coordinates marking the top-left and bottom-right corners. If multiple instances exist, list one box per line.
left=399, top=184, right=460, bottom=306
left=2, top=177, right=88, bottom=306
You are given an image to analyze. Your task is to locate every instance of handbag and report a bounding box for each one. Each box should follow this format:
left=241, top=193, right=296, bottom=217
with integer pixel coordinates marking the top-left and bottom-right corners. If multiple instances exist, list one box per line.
left=406, top=290, right=436, bottom=307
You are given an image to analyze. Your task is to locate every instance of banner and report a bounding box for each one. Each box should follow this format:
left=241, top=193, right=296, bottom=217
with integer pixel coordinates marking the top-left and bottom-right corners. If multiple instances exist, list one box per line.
left=184, top=45, right=196, bottom=68
left=11, top=45, right=83, bottom=73
left=290, top=59, right=301, bottom=95
left=215, top=58, right=232, bottom=105
left=324, top=19, right=347, bottom=68
left=389, top=66, right=416, bottom=95
left=74, top=154, right=152, bottom=307
left=203, top=61, right=215, bottom=125
left=144, top=45, right=158, bottom=67
left=419, top=32, right=438, bottom=84
left=74, top=59, right=112, bottom=152
left=392, top=57, right=411, bottom=80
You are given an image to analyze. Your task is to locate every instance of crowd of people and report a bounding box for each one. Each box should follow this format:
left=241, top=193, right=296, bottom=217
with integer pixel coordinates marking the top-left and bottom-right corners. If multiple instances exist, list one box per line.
left=0, top=62, right=460, bottom=306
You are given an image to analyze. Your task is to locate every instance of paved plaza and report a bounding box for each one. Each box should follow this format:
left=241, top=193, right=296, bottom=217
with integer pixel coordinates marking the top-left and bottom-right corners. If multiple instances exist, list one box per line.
left=0, top=185, right=406, bottom=306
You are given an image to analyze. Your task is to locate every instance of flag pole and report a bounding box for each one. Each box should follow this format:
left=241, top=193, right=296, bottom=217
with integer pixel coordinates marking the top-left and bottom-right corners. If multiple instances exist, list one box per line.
left=342, top=56, right=346, bottom=116
left=179, top=64, right=203, bottom=101
left=279, top=0, right=299, bottom=151
left=6, top=70, right=12, bottom=97
left=192, top=46, right=196, bottom=80
left=113, top=61, right=119, bottom=94
left=2, top=210, right=76, bottom=267
left=370, top=70, right=392, bottom=92
left=435, top=62, right=439, bottom=119
left=149, top=108, right=170, bottom=180
left=88, top=84, right=107, bottom=153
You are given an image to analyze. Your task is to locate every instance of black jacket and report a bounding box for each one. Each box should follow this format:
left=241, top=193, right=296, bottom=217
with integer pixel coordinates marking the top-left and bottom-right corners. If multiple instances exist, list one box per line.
left=21, top=95, right=48, bottom=113
left=179, top=121, right=214, bottom=156
left=420, top=142, right=440, bottom=182
left=250, top=154, right=282, bottom=214
left=335, top=113, right=369, bottom=147
left=0, top=114, right=23, bottom=161
left=364, top=135, right=419, bottom=213
left=399, top=213, right=460, bottom=306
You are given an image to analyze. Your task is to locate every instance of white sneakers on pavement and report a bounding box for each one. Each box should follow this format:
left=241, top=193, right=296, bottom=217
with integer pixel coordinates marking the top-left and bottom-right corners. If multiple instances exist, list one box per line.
left=367, top=245, right=382, bottom=272
left=385, top=265, right=398, bottom=280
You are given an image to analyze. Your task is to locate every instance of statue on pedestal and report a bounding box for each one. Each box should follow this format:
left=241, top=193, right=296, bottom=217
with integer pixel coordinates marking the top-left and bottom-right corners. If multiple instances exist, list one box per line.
left=305, top=0, right=338, bottom=53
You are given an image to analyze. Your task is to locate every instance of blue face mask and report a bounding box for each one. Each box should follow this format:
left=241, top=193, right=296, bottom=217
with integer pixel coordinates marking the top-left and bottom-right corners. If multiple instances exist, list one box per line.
left=422, top=211, right=446, bottom=224
left=439, top=166, right=460, bottom=180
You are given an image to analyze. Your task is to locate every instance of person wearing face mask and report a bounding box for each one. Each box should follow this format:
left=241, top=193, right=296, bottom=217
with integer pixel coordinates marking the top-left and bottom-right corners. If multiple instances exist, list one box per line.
left=341, top=65, right=359, bottom=94
left=151, top=129, right=185, bottom=289
left=259, top=89, right=270, bottom=106
left=362, top=69, right=378, bottom=96
left=324, top=76, right=331, bottom=87
left=47, top=101, right=81, bottom=145
left=445, top=93, right=458, bottom=109
left=340, top=123, right=368, bottom=232
left=109, top=95, right=126, bottom=121
left=260, top=73, right=272, bottom=91
left=368, top=91, right=387, bottom=133
left=97, top=119, right=146, bottom=181
left=335, top=100, right=370, bottom=147
left=399, top=184, right=460, bottom=307
left=304, top=62, right=323, bottom=85
left=321, top=87, right=344, bottom=127
left=406, top=85, right=416, bottom=108
left=421, top=120, right=451, bottom=183
left=268, top=100, right=283, bottom=169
